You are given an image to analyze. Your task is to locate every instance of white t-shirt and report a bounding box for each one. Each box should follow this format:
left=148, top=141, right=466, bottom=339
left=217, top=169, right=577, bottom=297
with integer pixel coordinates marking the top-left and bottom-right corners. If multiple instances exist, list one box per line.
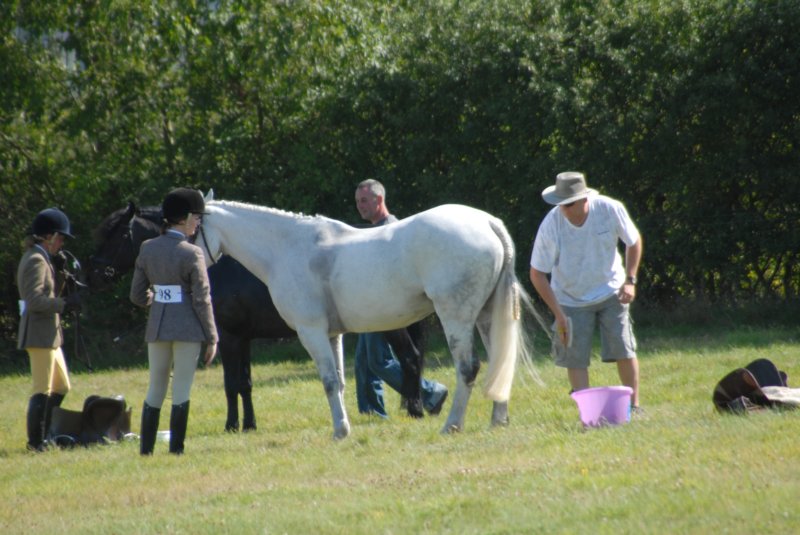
left=530, top=194, right=640, bottom=307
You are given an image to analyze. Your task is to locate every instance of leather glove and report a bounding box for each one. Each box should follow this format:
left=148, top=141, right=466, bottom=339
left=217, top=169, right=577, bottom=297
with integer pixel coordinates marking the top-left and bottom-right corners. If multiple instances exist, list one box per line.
left=52, top=251, right=68, bottom=272
left=62, top=292, right=82, bottom=314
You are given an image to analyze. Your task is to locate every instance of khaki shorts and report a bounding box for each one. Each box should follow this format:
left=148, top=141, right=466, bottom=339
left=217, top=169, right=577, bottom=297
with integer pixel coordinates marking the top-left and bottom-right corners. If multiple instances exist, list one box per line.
left=553, top=294, right=636, bottom=369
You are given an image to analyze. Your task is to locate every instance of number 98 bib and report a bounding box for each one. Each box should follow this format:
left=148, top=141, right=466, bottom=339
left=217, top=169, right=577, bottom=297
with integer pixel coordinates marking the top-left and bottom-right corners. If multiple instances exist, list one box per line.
left=153, top=285, right=182, bottom=303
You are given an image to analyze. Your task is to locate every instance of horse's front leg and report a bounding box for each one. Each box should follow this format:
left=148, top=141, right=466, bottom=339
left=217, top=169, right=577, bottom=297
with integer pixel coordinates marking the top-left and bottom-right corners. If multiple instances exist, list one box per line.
left=330, top=334, right=345, bottom=389
left=383, top=328, right=424, bottom=418
left=297, top=327, right=350, bottom=440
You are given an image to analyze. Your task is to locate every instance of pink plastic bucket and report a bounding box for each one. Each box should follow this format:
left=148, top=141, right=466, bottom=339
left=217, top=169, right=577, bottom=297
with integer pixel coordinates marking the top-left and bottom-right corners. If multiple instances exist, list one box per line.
left=571, top=386, right=633, bottom=428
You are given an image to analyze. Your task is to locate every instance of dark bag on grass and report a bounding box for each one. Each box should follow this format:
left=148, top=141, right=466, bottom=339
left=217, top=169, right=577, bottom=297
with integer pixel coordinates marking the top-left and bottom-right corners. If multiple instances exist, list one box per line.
left=713, top=358, right=793, bottom=413
left=48, top=395, right=132, bottom=447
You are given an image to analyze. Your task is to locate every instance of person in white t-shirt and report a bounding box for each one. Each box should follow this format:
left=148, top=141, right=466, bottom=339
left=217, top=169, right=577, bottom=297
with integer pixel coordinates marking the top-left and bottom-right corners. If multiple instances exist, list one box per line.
left=529, top=172, right=643, bottom=411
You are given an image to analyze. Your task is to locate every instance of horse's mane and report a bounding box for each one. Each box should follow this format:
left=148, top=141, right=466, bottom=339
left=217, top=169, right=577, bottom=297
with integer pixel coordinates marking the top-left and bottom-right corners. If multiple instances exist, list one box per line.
left=92, top=206, right=129, bottom=245
left=210, top=199, right=327, bottom=223
left=136, top=206, right=163, bottom=224
left=92, top=204, right=163, bottom=244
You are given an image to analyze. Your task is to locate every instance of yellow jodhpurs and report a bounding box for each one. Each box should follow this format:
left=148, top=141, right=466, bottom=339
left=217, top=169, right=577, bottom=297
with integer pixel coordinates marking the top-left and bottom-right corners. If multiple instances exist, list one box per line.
left=145, top=341, right=200, bottom=407
left=28, top=347, right=71, bottom=396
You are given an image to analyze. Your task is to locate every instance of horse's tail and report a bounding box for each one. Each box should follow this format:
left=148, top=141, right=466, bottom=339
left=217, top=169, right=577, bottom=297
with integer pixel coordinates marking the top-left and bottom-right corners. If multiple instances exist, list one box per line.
left=482, top=219, right=545, bottom=401
left=483, top=219, right=527, bottom=401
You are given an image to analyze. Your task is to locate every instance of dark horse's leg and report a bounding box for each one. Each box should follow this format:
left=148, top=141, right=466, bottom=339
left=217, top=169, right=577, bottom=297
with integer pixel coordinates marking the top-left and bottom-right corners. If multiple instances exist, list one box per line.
left=220, top=331, right=257, bottom=432
left=220, top=330, right=240, bottom=432
left=239, top=341, right=257, bottom=432
left=384, top=319, right=427, bottom=418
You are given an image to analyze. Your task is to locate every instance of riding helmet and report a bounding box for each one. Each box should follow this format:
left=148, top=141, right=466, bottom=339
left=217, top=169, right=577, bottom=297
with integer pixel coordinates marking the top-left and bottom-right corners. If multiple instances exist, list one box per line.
left=31, top=208, right=74, bottom=238
left=162, top=188, right=206, bottom=222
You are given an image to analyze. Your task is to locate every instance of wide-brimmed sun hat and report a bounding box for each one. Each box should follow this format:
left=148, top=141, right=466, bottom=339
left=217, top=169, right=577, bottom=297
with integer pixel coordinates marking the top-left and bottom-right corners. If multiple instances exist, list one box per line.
left=542, top=171, right=598, bottom=206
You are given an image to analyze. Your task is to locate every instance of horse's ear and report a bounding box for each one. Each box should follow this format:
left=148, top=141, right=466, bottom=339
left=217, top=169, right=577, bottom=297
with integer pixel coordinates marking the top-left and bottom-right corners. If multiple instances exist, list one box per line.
left=125, top=201, right=136, bottom=219
left=204, top=189, right=214, bottom=203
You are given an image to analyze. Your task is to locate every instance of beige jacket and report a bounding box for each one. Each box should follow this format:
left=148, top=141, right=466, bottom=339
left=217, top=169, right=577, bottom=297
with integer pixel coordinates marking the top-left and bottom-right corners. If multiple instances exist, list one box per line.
left=17, top=245, right=66, bottom=349
left=130, top=232, right=218, bottom=344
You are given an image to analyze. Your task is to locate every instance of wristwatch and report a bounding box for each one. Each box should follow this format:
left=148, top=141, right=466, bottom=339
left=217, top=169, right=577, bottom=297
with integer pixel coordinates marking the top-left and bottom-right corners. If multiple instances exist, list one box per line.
left=626, top=275, right=638, bottom=285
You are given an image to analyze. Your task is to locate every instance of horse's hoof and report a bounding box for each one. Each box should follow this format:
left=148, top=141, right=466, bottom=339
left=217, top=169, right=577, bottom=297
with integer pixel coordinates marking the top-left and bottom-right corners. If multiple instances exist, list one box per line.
left=333, top=422, right=351, bottom=440
left=441, top=423, right=462, bottom=434
left=491, top=401, right=509, bottom=427
left=405, top=399, right=424, bottom=419
left=224, top=423, right=239, bottom=433
left=242, top=421, right=257, bottom=432
left=491, top=416, right=510, bottom=427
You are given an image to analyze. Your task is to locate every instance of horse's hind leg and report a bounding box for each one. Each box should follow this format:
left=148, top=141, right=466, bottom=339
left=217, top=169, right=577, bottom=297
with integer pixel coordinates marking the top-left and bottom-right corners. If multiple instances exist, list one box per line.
left=439, top=323, right=480, bottom=434
left=477, top=319, right=509, bottom=427
left=220, top=332, right=242, bottom=432
left=491, top=401, right=509, bottom=427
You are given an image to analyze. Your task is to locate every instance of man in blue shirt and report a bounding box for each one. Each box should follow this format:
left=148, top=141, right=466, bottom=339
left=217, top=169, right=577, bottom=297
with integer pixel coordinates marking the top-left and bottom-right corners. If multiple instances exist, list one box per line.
left=353, top=179, right=448, bottom=418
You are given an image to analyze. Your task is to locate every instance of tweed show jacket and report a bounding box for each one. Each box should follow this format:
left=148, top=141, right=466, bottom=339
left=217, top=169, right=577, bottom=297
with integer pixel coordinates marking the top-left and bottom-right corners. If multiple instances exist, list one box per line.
left=17, top=245, right=65, bottom=349
left=130, top=232, right=218, bottom=344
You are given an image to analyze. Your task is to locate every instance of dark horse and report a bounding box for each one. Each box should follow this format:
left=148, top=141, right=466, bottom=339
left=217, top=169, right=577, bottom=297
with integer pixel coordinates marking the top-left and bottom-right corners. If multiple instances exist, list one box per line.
left=52, top=249, right=93, bottom=371
left=88, top=202, right=427, bottom=431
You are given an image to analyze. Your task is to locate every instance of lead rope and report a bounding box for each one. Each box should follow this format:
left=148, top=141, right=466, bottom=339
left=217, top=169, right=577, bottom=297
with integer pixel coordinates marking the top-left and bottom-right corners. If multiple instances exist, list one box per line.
left=58, top=250, right=94, bottom=372
left=194, top=224, right=217, bottom=266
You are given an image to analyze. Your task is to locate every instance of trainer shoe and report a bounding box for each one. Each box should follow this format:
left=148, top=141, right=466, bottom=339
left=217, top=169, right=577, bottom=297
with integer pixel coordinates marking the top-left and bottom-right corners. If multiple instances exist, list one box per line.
left=424, top=384, right=449, bottom=416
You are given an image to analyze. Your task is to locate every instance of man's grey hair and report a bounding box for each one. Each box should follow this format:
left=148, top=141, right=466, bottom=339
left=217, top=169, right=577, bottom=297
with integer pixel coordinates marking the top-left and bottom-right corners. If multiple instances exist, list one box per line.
left=357, top=179, right=386, bottom=199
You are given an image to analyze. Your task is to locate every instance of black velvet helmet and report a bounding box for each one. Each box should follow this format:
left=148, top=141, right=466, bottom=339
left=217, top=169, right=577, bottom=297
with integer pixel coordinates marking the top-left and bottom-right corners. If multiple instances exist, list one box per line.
left=162, top=188, right=206, bottom=222
left=31, top=208, right=74, bottom=238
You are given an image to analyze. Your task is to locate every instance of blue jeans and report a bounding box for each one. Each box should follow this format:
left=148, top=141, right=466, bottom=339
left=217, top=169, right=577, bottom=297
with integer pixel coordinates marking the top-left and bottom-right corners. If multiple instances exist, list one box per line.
left=354, top=332, right=444, bottom=417
left=354, top=333, right=387, bottom=417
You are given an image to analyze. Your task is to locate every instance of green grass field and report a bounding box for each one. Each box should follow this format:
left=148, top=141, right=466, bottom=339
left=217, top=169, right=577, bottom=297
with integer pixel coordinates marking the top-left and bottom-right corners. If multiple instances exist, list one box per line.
left=2, top=324, right=799, bottom=534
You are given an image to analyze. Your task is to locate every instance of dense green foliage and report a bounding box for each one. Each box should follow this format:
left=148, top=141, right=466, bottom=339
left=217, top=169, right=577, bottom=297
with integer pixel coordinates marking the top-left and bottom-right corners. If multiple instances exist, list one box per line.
left=2, top=1, right=799, bottom=358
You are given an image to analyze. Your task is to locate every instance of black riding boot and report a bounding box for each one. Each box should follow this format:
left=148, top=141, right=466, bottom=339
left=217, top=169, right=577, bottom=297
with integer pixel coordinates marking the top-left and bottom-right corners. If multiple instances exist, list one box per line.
left=139, top=402, right=161, bottom=456
left=44, top=393, right=65, bottom=442
left=169, top=401, right=190, bottom=455
left=26, top=393, right=48, bottom=451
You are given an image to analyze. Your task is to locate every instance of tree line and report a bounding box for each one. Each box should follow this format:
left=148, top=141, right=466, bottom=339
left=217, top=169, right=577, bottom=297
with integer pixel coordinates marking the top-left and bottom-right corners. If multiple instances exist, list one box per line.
left=2, top=0, right=798, bottom=357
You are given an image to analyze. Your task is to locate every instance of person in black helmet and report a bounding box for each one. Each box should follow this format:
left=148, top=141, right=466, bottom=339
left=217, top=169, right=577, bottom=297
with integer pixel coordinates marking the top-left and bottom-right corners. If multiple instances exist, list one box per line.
left=130, top=188, right=218, bottom=455
left=17, top=208, right=81, bottom=451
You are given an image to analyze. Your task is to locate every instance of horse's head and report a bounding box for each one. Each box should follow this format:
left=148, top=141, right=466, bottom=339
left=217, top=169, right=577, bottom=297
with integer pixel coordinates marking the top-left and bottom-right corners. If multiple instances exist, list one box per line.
left=195, top=200, right=224, bottom=267
left=87, top=202, right=160, bottom=288
left=55, top=248, right=88, bottom=302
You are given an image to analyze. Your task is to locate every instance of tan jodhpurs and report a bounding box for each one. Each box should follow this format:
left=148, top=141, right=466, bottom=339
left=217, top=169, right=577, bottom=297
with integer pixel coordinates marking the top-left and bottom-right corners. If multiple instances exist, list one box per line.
left=28, top=347, right=71, bottom=396
left=145, top=341, right=200, bottom=407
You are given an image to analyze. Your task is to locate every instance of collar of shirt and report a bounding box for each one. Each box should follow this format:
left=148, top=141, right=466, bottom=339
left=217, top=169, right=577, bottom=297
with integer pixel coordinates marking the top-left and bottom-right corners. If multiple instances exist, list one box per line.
left=33, top=244, right=50, bottom=257
left=372, top=214, right=397, bottom=227
left=32, top=244, right=56, bottom=275
left=166, top=229, right=187, bottom=240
